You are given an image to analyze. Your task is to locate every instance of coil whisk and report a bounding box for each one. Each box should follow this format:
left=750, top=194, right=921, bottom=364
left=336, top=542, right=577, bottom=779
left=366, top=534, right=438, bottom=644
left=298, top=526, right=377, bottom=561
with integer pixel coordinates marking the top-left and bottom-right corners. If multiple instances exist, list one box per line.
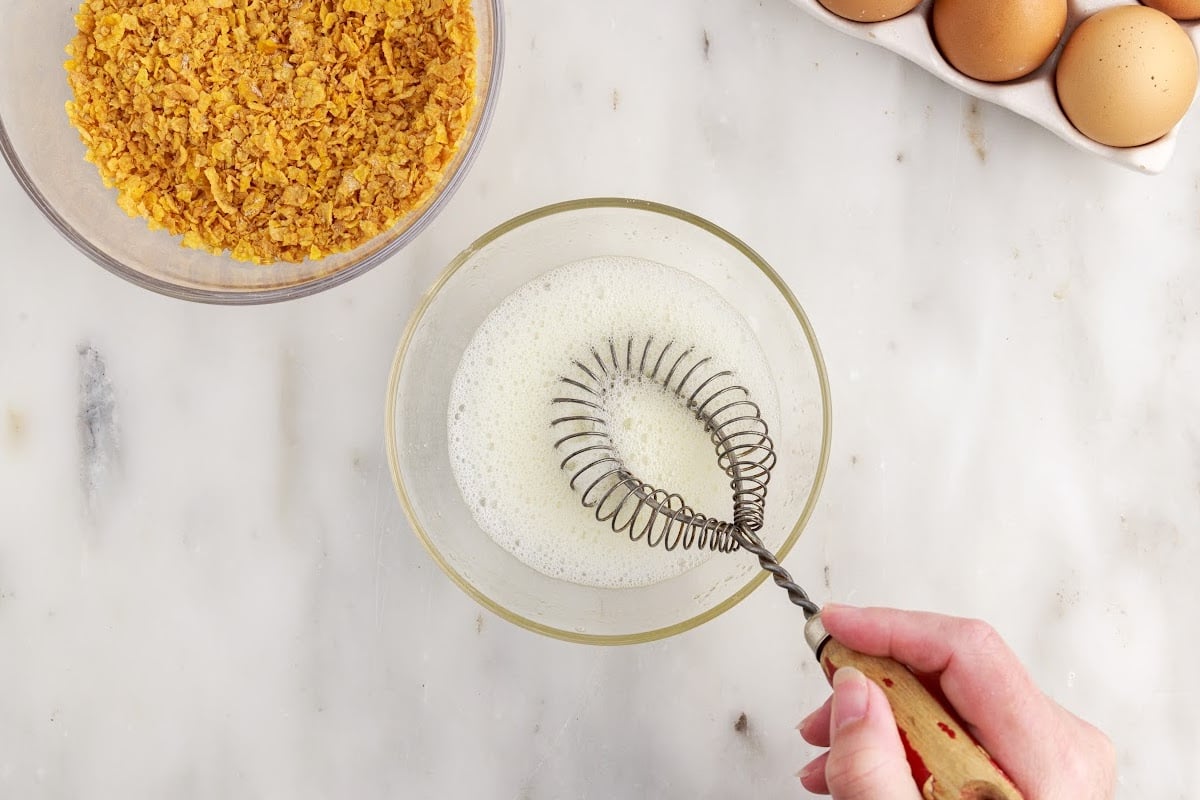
left=550, top=335, right=775, bottom=551
left=550, top=335, right=822, bottom=617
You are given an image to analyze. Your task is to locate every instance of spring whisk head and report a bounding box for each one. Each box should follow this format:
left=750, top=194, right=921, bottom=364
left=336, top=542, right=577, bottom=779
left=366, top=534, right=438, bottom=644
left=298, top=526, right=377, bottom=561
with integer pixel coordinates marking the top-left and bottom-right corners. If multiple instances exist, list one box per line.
left=550, top=334, right=822, bottom=618
left=550, top=335, right=775, bottom=553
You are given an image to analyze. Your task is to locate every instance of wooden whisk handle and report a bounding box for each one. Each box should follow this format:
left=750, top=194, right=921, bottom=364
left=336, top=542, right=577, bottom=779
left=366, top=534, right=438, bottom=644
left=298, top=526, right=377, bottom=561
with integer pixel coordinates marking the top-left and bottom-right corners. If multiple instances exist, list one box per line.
left=805, top=615, right=1025, bottom=800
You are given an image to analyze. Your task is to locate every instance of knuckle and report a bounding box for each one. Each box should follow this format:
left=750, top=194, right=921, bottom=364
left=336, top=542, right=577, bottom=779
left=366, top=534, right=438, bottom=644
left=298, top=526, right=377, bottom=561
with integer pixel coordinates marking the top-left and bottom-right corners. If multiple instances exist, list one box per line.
left=958, top=617, right=1003, bottom=653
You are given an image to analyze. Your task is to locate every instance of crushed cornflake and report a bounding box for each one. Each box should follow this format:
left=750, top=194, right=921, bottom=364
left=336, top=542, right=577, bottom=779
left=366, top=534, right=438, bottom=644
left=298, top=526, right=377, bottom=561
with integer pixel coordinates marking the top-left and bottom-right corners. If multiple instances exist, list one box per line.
left=64, top=0, right=477, bottom=264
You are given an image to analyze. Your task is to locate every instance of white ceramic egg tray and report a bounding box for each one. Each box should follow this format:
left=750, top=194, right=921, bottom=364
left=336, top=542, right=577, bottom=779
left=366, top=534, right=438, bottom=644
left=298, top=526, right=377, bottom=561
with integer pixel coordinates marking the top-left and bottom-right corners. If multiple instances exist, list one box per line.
left=791, top=0, right=1200, bottom=174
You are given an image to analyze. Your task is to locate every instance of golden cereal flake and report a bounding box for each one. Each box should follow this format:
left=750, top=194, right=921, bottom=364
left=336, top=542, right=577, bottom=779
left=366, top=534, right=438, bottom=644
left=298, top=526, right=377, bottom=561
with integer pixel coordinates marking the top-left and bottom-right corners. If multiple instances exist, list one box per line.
left=64, top=0, right=478, bottom=264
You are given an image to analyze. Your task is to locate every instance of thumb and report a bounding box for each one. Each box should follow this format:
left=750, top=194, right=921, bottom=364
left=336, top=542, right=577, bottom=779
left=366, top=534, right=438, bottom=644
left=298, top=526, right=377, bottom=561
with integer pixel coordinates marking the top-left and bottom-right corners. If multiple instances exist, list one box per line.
left=825, top=667, right=923, bottom=800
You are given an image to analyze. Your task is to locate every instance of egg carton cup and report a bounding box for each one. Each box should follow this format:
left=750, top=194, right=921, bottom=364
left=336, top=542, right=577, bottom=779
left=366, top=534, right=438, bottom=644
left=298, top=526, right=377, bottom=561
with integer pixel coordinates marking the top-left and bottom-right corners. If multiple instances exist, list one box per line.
left=792, top=0, right=1200, bottom=174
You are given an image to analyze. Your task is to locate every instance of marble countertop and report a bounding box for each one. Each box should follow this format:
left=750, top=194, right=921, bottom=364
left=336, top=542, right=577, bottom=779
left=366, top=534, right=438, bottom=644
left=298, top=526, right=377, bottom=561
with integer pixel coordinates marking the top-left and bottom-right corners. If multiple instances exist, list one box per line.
left=2, top=0, right=1198, bottom=796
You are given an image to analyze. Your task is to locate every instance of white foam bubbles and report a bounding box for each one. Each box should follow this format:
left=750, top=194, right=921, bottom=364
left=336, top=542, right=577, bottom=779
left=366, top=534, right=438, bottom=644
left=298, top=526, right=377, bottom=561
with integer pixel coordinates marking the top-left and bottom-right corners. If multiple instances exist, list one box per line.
left=447, top=256, right=779, bottom=589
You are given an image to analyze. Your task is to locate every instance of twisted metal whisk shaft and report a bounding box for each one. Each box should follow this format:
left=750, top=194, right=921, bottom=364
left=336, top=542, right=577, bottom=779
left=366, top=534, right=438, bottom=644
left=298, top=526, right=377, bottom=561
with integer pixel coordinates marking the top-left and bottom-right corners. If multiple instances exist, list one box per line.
left=729, top=525, right=820, bottom=618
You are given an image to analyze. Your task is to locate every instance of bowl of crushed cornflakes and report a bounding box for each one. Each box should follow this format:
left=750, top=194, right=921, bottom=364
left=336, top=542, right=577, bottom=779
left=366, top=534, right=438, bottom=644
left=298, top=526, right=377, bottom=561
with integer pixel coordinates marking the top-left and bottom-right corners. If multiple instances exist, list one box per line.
left=0, top=0, right=503, bottom=304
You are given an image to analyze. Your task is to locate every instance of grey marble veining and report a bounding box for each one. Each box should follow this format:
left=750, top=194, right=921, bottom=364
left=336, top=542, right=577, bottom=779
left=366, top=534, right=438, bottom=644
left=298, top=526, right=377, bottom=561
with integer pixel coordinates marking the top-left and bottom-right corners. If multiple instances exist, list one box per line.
left=1, top=0, right=1199, bottom=797
left=77, top=344, right=118, bottom=516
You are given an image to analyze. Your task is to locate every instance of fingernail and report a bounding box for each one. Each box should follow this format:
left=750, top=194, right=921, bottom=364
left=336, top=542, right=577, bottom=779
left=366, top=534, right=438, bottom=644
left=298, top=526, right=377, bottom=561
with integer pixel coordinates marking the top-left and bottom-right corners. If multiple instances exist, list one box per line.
left=820, top=603, right=845, bottom=622
left=796, top=762, right=818, bottom=781
left=796, top=708, right=817, bottom=732
left=822, top=602, right=858, bottom=617
left=832, top=667, right=869, bottom=730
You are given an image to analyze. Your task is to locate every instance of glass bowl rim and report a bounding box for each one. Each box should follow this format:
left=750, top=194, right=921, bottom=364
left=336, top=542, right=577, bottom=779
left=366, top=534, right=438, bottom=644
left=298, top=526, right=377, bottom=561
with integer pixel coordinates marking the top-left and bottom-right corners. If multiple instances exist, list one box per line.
left=0, top=0, right=505, bottom=306
left=385, top=196, right=833, bottom=644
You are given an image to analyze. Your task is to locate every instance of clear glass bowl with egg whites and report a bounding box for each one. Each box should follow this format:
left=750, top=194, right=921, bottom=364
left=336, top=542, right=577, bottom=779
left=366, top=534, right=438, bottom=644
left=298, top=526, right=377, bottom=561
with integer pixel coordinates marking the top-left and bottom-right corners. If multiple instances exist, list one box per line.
left=0, top=0, right=503, bottom=304
left=386, top=198, right=832, bottom=644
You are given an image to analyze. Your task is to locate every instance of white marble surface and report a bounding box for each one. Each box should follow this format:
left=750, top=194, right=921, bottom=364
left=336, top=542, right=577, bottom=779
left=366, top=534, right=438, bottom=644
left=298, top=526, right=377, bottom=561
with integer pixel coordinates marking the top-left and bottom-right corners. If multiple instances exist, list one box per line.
left=1, top=0, right=1198, bottom=796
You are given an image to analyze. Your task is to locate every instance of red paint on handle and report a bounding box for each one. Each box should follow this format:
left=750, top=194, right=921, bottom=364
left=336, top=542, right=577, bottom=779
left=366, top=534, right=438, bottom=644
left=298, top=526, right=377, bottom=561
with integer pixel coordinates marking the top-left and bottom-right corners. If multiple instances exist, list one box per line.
left=897, top=727, right=932, bottom=788
left=882, top=677, right=895, bottom=688
left=937, top=721, right=957, bottom=739
left=917, top=671, right=951, bottom=706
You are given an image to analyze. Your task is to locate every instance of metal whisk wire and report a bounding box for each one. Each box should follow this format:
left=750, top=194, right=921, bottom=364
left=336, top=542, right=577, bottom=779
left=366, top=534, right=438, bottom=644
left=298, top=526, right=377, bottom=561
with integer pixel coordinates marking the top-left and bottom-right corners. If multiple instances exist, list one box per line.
left=550, top=335, right=821, bottom=617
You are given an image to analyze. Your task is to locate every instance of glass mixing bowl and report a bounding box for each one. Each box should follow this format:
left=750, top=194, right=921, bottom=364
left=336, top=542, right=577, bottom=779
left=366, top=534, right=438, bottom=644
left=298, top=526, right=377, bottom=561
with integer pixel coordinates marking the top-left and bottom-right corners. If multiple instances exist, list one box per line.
left=0, top=0, right=503, bottom=304
left=386, top=199, right=831, bottom=644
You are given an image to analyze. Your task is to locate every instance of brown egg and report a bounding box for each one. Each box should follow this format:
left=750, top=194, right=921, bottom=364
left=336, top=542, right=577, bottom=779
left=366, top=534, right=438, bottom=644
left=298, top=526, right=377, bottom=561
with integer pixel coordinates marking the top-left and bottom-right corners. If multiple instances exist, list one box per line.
left=932, top=0, right=1068, bottom=82
left=817, top=0, right=921, bottom=23
left=1056, top=5, right=1198, bottom=147
left=1141, top=0, right=1200, bottom=21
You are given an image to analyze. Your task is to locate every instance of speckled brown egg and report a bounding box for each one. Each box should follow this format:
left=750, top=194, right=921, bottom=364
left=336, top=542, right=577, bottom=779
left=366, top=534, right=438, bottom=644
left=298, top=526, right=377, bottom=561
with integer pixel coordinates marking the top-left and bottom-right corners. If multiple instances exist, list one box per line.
left=817, top=0, right=921, bottom=23
left=1141, top=0, right=1200, bottom=22
left=932, top=0, right=1068, bottom=82
left=1056, top=5, right=1198, bottom=147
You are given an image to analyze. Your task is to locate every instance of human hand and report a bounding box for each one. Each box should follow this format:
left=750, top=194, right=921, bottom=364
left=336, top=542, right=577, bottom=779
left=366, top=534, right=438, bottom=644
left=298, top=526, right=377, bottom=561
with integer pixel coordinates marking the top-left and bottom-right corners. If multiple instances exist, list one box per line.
left=796, top=606, right=1116, bottom=799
